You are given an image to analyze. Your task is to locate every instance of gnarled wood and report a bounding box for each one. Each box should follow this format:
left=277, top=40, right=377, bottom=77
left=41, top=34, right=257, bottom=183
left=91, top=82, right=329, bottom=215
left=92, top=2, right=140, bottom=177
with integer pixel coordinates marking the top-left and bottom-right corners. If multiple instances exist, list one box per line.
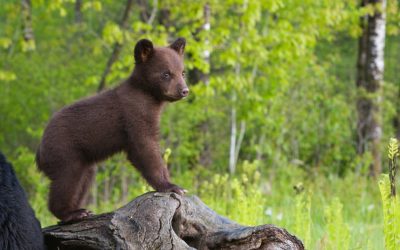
left=43, top=192, right=304, bottom=250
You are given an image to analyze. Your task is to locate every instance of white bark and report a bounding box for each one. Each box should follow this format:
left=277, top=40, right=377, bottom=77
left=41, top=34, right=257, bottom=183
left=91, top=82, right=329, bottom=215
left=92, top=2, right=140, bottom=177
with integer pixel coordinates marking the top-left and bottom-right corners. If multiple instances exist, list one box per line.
left=370, top=0, right=386, bottom=81
left=356, top=0, right=387, bottom=175
left=203, top=3, right=210, bottom=86
left=234, top=121, right=246, bottom=169
left=146, top=0, right=158, bottom=26
left=229, top=106, right=237, bottom=175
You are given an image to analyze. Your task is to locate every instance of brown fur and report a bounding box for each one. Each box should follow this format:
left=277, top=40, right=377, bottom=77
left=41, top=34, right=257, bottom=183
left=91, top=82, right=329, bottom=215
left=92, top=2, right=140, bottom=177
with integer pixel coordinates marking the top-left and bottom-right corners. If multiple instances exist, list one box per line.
left=36, top=38, right=189, bottom=222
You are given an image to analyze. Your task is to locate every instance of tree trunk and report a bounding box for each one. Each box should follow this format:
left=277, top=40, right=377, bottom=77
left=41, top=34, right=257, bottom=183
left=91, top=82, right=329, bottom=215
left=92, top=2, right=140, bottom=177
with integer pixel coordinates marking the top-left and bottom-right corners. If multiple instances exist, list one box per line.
left=97, top=0, right=134, bottom=92
left=356, top=0, right=387, bottom=176
left=394, top=87, right=400, bottom=140
left=234, top=120, right=246, bottom=168
left=195, top=3, right=212, bottom=167
left=21, top=0, right=35, bottom=51
left=120, top=166, right=129, bottom=203
left=229, top=106, right=237, bottom=175
left=190, top=3, right=211, bottom=86
left=138, top=0, right=158, bottom=25
left=43, top=192, right=304, bottom=250
left=74, top=0, right=83, bottom=24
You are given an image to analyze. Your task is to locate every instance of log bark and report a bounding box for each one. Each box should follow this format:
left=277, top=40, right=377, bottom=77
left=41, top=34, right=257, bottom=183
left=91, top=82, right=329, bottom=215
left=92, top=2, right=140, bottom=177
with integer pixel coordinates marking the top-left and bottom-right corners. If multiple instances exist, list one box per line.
left=43, top=192, right=304, bottom=250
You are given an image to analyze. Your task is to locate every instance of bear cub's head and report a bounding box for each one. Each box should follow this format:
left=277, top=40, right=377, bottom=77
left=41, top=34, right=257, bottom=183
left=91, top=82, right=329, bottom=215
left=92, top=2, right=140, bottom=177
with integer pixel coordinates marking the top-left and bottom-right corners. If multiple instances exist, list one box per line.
left=133, top=38, right=189, bottom=102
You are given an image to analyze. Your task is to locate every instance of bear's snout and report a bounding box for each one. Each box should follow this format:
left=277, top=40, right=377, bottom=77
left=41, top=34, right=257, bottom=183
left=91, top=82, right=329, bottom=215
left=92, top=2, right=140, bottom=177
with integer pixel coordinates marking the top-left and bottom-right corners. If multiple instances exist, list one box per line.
left=180, top=87, right=189, bottom=97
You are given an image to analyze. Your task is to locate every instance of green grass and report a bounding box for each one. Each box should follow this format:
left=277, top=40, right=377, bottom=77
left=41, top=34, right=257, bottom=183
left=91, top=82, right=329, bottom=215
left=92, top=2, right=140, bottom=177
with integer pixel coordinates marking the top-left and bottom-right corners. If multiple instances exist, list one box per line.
left=174, top=162, right=384, bottom=249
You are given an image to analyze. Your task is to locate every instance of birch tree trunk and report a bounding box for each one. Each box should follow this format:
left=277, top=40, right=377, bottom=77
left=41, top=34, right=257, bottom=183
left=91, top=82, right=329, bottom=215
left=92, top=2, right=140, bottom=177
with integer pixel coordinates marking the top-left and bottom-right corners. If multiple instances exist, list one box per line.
left=356, top=0, right=387, bottom=176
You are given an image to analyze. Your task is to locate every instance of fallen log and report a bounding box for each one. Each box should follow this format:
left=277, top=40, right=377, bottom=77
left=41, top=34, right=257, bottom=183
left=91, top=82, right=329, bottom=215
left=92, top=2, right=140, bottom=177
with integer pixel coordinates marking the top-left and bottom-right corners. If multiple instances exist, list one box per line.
left=43, top=192, right=304, bottom=250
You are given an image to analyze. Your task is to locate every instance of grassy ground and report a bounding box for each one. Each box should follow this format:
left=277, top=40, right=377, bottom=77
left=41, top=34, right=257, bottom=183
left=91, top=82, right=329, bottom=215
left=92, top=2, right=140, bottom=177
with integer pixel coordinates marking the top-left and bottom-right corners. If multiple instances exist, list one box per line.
left=92, top=162, right=384, bottom=249
left=17, top=150, right=383, bottom=249
left=189, top=164, right=384, bottom=249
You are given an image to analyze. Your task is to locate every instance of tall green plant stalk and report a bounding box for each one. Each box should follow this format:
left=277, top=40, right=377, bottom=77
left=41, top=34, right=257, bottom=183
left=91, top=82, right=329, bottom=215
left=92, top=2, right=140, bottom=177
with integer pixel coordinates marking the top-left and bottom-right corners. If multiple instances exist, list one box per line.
left=388, top=138, right=399, bottom=196
left=293, top=188, right=311, bottom=249
left=379, top=138, right=399, bottom=250
left=324, top=197, right=350, bottom=250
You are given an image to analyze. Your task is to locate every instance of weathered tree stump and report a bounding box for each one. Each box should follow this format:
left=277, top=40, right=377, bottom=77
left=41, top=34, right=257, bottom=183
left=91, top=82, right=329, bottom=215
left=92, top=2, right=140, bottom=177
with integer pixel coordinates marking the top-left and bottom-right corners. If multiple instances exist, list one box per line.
left=43, top=192, right=304, bottom=250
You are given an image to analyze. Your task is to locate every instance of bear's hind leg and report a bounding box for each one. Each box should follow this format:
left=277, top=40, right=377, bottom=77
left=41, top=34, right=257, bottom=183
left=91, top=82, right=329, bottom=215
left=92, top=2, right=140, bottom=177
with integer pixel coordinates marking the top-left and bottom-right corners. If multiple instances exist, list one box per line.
left=77, top=165, right=96, bottom=210
left=48, top=163, right=94, bottom=222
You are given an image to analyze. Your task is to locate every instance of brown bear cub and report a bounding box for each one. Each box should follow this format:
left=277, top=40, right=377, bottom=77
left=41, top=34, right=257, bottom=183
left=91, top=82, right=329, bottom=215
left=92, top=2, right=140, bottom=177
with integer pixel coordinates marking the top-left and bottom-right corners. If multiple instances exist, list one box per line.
left=36, top=38, right=189, bottom=222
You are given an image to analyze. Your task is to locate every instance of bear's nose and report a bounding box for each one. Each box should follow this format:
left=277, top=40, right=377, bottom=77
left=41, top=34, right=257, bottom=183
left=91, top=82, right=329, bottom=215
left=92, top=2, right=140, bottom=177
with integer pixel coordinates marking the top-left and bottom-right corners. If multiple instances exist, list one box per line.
left=181, top=87, right=189, bottom=97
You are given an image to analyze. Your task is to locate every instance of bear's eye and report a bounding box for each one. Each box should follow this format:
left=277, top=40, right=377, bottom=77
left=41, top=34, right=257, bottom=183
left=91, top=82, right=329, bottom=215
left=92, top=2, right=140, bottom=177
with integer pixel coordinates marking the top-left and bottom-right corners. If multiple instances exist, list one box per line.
left=162, top=71, right=171, bottom=79
left=182, top=71, right=186, bottom=78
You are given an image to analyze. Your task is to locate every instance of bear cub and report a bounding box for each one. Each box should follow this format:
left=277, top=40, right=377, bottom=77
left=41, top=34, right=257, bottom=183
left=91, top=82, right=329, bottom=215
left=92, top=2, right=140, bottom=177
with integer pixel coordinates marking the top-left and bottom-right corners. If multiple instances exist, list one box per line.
left=0, top=152, right=44, bottom=250
left=36, top=38, right=189, bottom=222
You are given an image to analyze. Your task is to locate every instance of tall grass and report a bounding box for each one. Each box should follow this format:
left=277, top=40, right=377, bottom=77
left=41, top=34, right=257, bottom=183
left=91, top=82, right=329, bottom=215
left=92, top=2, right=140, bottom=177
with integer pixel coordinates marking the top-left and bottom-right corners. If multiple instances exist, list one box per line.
left=293, top=189, right=311, bottom=248
left=323, top=197, right=350, bottom=250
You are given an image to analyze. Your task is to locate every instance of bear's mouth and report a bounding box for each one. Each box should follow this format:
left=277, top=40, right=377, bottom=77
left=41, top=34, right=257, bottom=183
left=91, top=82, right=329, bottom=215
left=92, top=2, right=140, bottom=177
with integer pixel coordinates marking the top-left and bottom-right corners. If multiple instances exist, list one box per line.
left=164, top=94, right=185, bottom=102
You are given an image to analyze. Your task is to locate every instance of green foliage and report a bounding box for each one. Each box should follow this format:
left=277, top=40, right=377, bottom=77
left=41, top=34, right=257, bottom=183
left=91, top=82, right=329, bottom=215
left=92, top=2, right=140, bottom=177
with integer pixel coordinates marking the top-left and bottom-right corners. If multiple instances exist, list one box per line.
left=379, top=138, right=400, bottom=250
left=293, top=190, right=311, bottom=248
left=1, top=0, right=396, bottom=173
left=11, top=147, right=55, bottom=226
left=388, top=138, right=399, bottom=160
left=379, top=175, right=400, bottom=250
left=0, top=70, right=16, bottom=81
left=198, top=160, right=264, bottom=225
left=0, top=1, right=399, bottom=249
left=323, top=198, right=350, bottom=250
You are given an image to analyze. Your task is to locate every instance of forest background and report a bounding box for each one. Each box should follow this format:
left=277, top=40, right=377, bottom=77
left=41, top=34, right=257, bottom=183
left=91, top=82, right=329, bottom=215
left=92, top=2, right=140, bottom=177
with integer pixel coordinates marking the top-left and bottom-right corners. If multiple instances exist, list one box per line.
left=1, top=0, right=400, bottom=249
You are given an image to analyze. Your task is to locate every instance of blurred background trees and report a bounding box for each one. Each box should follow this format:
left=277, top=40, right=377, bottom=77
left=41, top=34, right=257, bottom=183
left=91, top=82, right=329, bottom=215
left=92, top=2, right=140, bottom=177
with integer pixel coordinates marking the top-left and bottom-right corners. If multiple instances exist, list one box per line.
left=0, top=0, right=399, bottom=249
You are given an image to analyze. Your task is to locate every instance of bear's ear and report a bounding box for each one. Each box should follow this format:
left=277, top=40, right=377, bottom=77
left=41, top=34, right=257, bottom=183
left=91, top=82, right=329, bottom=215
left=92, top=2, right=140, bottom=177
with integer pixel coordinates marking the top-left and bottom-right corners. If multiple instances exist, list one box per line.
left=134, top=39, right=154, bottom=63
left=169, top=38, right=186, bottom=56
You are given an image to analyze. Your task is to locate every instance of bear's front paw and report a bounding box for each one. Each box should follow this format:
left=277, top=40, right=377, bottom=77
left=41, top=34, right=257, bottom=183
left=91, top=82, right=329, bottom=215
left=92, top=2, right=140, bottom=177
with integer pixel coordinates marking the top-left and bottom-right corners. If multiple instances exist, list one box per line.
left=157, top=183, right=187, bottom=196
left=60, top=209, right=94, bottom=224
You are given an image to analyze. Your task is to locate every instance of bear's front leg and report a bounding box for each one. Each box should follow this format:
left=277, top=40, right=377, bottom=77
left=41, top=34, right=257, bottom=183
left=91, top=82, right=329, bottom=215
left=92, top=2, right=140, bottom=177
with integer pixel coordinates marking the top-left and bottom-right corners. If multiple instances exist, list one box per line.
left=126, top=133, right=185, bottom=195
